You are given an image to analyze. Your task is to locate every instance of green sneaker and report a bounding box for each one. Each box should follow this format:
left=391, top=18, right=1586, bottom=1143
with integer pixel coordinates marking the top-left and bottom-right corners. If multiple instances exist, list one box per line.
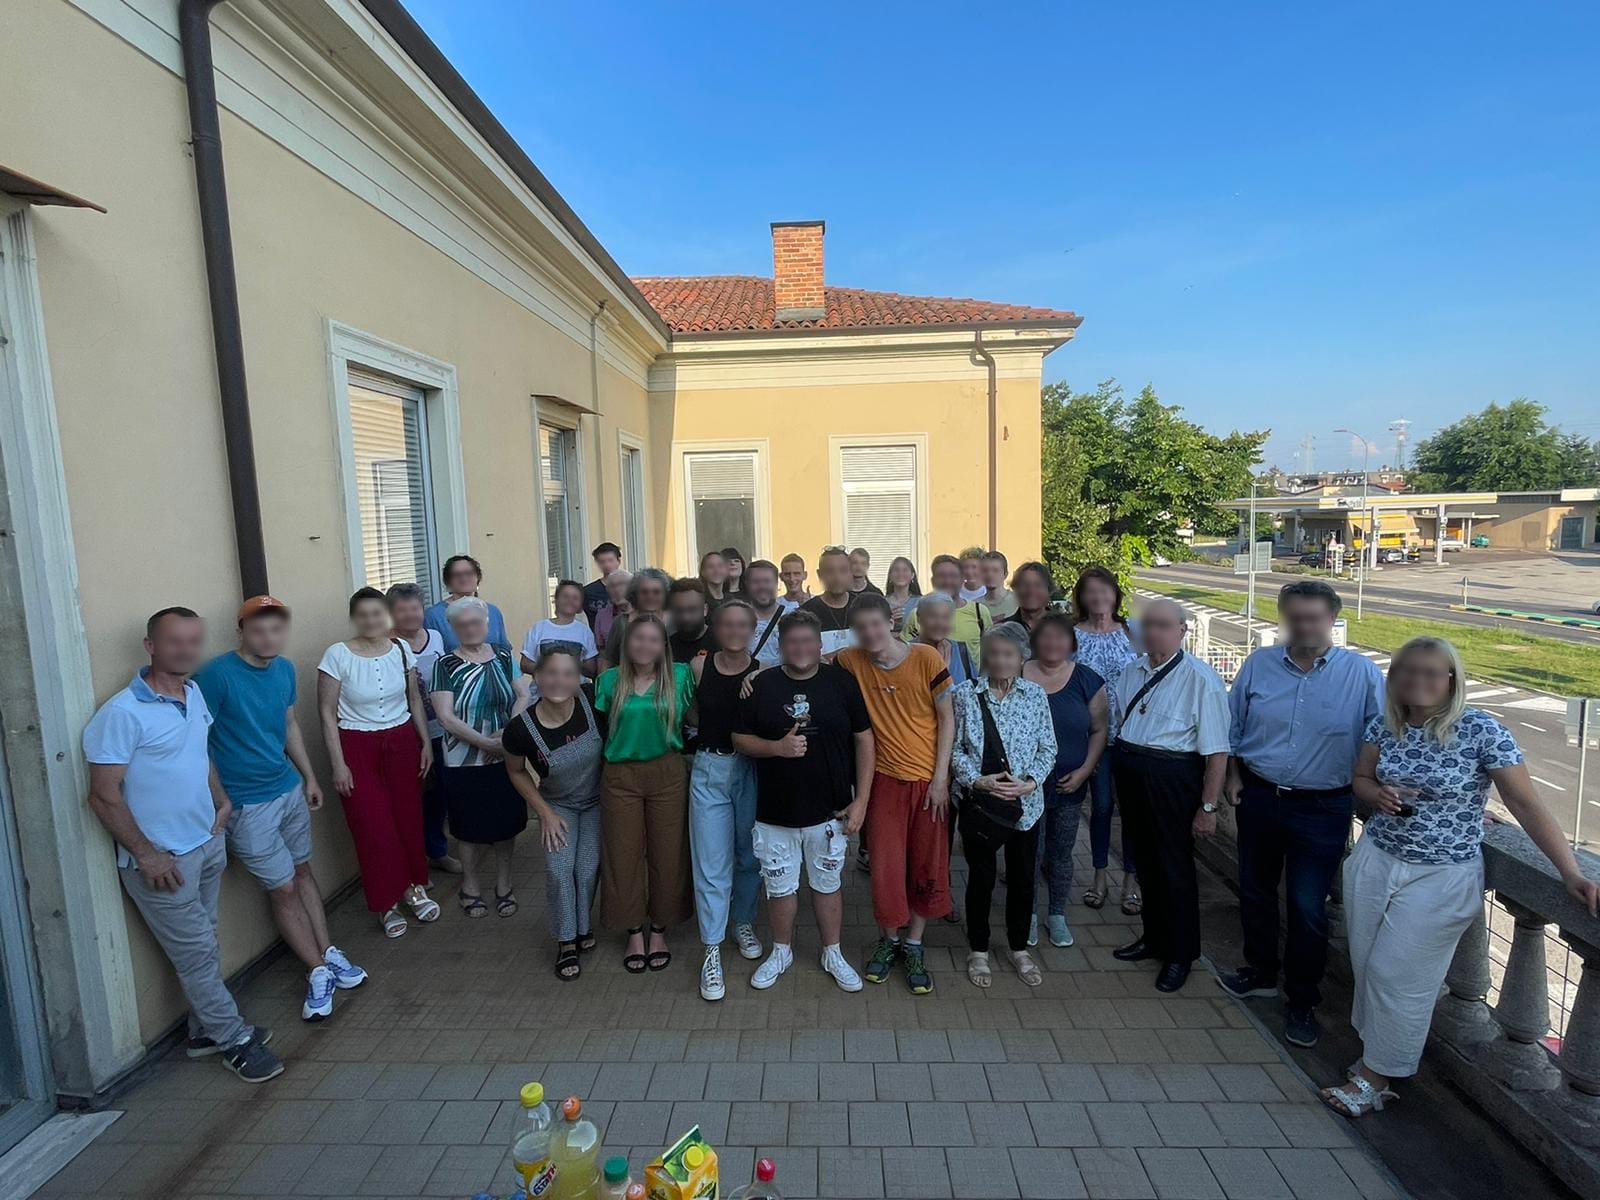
left=865, top=936, right=901, bottom=985
left=902, top=943, right=933, bottom=995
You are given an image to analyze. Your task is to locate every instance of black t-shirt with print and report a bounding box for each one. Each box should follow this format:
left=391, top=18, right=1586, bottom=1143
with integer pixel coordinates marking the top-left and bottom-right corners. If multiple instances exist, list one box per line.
left=501, top=684, right=599, bottom=780
left=799, top=594, right=852, bottom=633
left=737, top=663, right=871, bottom=828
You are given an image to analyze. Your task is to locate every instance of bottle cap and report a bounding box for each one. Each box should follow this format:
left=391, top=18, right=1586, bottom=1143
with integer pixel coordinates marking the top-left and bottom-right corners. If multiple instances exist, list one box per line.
left=625, top=1186, right=647, bottom=1200
left=604, top=1156, right=630, bottom=1183
left=756, top=1157, right=777, bottom=1182
left=519, top=1082, right=545, bottom=1108
left=561, top=1095, right=583, bottom=1120
left=684, top=1145, right=705, bottom=1169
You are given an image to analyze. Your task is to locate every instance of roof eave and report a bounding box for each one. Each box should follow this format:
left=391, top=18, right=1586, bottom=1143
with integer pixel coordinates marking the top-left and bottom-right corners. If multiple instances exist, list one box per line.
left=667, top=315, right=1084, bottom=342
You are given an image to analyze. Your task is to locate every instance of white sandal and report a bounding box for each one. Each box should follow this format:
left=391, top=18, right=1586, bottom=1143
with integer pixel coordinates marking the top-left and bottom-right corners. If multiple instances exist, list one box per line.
left=381, top=907, right=408, bottom=938
left=966, top=951, right=992, bottom=989
left=1320, top=1074, right=1396, bottom=1118
left=406, top=887, right=441, bottom=923
left=1010, top=950, right=1044, bottom=987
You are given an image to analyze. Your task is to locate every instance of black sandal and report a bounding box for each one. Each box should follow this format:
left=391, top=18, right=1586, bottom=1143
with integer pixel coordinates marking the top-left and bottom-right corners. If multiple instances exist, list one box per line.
left=555, top=941, right=581, bottom=981
left=623, top=926, right=648, bottom=974
left=646, top=924, right=672, bottom=972
left=458, top=890, right=488, bottom=919
left=576, top=931, right=597, bottom=954
left=495, top=889, right=518, bottom=918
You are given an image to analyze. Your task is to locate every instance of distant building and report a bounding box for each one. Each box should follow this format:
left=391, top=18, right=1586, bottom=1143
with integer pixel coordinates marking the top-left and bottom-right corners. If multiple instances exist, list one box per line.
left=1278, top=469, right=1407, bottom=494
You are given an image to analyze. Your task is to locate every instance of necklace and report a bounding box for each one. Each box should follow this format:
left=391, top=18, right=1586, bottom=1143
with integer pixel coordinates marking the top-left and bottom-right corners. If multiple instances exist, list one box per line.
left=1137, top=654, right=1181, bottom=714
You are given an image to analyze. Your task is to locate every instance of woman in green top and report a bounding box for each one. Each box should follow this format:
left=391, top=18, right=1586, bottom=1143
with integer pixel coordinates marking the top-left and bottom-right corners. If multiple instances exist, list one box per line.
left=594, top=613, right=697, bottom=972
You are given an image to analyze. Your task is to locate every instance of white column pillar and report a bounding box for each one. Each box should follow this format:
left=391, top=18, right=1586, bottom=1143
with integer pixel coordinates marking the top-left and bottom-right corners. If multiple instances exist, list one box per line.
left=1483, top=901, right=1562, bottom=1090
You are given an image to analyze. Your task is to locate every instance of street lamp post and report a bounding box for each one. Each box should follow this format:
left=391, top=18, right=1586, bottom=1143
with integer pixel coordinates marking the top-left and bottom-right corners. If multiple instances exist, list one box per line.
left=1334, top=427, right=1374, bottom=619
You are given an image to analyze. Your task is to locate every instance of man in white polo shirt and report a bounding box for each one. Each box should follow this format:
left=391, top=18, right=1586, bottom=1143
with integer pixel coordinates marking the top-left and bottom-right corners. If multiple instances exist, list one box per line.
left=84, top=607, right=284, bottom=1083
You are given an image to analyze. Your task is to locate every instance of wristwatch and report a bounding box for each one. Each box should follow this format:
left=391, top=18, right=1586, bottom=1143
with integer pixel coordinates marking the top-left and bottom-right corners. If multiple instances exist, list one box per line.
left=1200, top=802, right=1218, bottom=813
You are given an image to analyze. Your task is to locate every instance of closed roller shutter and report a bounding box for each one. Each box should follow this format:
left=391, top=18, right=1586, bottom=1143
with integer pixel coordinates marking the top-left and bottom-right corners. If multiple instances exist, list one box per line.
left=840, top=443, right=917, bottom=576
left=349, top=373, right=435, bottom=599
left=686, top=450, right=759, bottom=563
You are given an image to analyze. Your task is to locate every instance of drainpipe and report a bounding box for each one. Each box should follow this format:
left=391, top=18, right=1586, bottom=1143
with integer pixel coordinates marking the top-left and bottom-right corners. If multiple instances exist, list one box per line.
left=971, top=331, right=999, bottom=547
left=179, top=0, right=269, bottom=597
left=589, top=299, right=608, bottom=536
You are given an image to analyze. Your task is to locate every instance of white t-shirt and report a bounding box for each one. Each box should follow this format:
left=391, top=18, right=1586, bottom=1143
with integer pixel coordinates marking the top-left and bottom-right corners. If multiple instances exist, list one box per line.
left=522, top=617, right=598, bottom=664
left=745, top=602, right=794, bottom=668
left=317, top=640, right=416, bottom=731
left=959, top=583, right=988, bottom=602
left=406, top=628, right=446, bottom=739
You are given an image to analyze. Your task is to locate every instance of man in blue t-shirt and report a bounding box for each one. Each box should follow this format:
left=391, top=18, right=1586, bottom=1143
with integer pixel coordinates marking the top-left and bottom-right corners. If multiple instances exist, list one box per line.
left=196, top=596, right=369, bottom=1022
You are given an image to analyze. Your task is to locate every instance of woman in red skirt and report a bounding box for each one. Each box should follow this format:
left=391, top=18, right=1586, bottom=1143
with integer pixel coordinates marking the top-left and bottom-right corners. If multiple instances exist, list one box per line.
left=318, top=587, right=439, bottom=937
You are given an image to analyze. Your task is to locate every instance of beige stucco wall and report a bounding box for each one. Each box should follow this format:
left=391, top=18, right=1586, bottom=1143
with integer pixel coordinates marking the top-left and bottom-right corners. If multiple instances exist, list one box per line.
left=661, top=371, right=1045, bottom=577
left=5, top=0, right=658, bottom=1042
left=1478, top=501, right=1596, bottom=550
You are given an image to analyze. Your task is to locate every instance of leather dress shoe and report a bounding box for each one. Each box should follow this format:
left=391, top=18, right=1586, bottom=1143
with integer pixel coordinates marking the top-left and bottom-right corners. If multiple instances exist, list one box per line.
left=1155, top=961, right=1192, bottom=992
left=1112, top=939, right=1156, bottom=962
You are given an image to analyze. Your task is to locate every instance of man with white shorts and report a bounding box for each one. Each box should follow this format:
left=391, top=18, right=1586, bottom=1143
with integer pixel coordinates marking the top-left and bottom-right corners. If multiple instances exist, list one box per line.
left=733, top=609, right=874, bottom=992
left=196, top=596, right=368, bottom=1021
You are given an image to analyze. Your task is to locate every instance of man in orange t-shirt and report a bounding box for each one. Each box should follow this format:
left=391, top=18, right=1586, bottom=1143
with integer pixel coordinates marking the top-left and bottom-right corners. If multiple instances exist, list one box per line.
left=835, top=592, right=955, bottom=994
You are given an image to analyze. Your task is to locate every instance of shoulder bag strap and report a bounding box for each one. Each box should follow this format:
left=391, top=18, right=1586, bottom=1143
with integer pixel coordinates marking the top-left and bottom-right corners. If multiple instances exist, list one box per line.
left=752, top=610, right=783, bottom=657
left=1124, top=650, right=1184, bottom=716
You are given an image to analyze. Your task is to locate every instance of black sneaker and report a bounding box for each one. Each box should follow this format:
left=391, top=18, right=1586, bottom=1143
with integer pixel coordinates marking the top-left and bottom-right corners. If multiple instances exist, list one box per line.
left=1216, top=967, right=1278, bottom=999
left=1284, top=1007, right=1321, bottom=1048
left=222, top=1033, right=284, bottom=1083
left=186, top=1025, right=273, bottom=1058
left=864, top=936, right=900, bottom=985
left=902, top=943, right=933, bottom=995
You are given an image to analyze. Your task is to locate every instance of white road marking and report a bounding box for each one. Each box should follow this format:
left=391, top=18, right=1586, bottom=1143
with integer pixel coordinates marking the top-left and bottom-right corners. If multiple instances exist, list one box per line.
left=1467, top=687, right=1515, bottom=700
left=1506, top=696, right=1569, bottom=714
left=1519, top=722, right=1547, bottom=733
left=1530, top=775, right=1567, bottom=792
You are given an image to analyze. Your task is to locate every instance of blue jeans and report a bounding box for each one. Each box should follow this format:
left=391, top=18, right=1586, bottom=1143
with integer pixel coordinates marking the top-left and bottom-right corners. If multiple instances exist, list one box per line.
left=1236, top=775, right=1353, bottom=1010
left=1088, top=756, right=1134, bottom=875
left=688, top=751, right=760, bottom=945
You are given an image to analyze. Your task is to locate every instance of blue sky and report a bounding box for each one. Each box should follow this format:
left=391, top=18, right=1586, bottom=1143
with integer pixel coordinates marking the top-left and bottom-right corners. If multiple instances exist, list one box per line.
left=406, top=0, right=1600, bottom=472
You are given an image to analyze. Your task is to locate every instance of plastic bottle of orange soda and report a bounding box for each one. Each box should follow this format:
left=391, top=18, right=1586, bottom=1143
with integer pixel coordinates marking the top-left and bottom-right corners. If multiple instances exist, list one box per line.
left=548, top=1096, right=602, bottom=1199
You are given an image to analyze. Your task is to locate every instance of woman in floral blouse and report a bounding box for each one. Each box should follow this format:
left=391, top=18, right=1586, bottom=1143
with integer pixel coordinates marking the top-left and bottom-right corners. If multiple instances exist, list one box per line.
left=1323, top=635, right=1598, bottom=1119
left=951, top=624, right=1057, bottom=988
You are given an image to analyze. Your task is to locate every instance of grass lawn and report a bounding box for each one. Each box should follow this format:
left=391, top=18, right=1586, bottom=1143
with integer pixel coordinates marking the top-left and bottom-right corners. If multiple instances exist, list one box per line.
left=1136, top=577, right=1600, bottom=697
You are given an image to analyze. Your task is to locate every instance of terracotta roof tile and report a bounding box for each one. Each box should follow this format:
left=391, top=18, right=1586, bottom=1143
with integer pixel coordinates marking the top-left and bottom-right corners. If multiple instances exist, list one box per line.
left=630, top=275, right=1080, bottom=334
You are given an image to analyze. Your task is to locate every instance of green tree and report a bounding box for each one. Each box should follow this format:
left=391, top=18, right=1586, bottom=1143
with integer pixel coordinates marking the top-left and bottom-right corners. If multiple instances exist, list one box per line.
left=1409, top=399, right=1584, bottom=491
left=1041, top=381, right=1267, bottom=563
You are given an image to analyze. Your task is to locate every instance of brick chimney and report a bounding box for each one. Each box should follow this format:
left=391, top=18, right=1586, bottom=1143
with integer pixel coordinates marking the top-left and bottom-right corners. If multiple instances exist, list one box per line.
left=771, top=220, right=825, bottom=321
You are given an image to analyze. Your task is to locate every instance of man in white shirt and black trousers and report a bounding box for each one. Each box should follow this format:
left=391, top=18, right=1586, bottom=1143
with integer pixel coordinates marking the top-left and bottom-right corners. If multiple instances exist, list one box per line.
left=1110, top=598, right=1230, bottom=992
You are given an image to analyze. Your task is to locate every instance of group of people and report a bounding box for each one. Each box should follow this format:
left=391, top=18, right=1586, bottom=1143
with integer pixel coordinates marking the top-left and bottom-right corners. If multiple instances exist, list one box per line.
left=84, top=541, right=1597, bottom=1125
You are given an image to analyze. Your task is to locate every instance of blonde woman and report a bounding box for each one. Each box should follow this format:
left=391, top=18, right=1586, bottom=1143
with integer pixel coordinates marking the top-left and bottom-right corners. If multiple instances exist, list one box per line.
left=595, top=614, right=697, bottom=973
left=1324, top=636, right=1598, bottom=1118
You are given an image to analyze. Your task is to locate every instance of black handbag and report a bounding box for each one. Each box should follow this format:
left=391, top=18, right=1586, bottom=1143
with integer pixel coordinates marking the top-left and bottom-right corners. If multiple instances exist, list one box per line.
left=967, top=689, right=1024, bottom=827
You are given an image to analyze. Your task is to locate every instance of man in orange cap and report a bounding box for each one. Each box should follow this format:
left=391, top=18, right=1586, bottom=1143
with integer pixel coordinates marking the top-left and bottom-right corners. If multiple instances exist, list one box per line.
left=195, top=596, right=369, bottom=1022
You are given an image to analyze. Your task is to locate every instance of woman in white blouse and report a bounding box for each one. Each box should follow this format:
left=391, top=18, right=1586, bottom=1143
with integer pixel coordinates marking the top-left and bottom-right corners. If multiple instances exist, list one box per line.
left=318, top=587, right=438, bottom=938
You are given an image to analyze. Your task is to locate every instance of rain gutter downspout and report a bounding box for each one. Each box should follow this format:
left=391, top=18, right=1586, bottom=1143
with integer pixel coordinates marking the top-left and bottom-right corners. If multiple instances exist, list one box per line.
left=972, top=331, right=999, bottom=547
left=179, top=0, right=268, bottom=597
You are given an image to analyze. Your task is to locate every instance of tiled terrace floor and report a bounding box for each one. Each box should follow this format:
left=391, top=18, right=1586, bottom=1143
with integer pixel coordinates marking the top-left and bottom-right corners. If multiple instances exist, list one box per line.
left=43, top=822, right=1407, bottom=1200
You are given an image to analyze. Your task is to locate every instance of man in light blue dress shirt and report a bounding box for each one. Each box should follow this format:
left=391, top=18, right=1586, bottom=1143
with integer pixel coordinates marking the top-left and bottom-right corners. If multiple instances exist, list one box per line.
left=1219, top=579, right=1384, bottom=1049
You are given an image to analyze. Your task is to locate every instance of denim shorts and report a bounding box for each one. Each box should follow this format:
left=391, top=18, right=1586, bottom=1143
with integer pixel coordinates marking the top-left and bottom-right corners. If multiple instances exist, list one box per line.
left=752, top=819, right=848, bottom=899
left=226, top=783, right=312, bottom=890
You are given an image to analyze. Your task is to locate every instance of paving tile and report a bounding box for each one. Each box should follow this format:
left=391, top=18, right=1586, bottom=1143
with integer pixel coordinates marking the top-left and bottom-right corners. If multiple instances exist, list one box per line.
left=789, top=1101, right=850, bottom=1145
left=1088, top=1102, right=1161, bottom=1147
left=1025, top=1102, right=1097, bottom=1148
left=1261, top=1064, right=1314, bottom=1103
left=419, top=1063, right=490, bottom=1101
left=1262, top=1104, right=1353, bottom=1149
left=291, top=1142, right=383, bottom=1195
left=632, top=1029, right=690, bottom=1062
left=647, top=1062, right=709, bottom=1101
left=874, top=1062, right=934, bottom=1101
left=706, top=1061, right=765, bottom=1101
left=819, top=1061, right=878, bottom=1100
left=849, top=1101, right=913, bottom=1146
left=1328, top=1148, right=1402, bottom=1200
left=1041, top=1064, right=1109, bottom=1102
left=1211, top=1030, right=1278, bottom=1065
left=846, top=1029, right=901, bottom=1062
left=881, top=1146, right=953, bottom=1198
left=360, top=1099, right=443, bottom=1144
left=741, top=1030, right=793, bottom=1061
left=1149, top=1103, right=1226, bottom=1148
left=727, top=1100, right=789, bottom=1145
left=968, top=1101, right=1039, bottom=1147
left=988, top=1063, right=1052, bottom=1101
left=672, top=1100, right=730, bottom=1145
left=1265, top=1149, right=1362, bottom=1200
left=908, top=1101, right=975, bottom=1147
left=686, top=1030, right=742, bottom=1061
left=949, top=1029, right=1008, bottom=1062
left=1152, top=1066, right=1227, bottom=1103
left=792, top=1029, right=845, bottom=1061
left=353, top=1144, right=446, bottom=1195
left=362, top=1063, right=440, bottom=1100
left=763, top=1062, right=821, bottom=1101
left=1010, top=1147, right=1090, bottom=1199
left=946, top=1145, right=1022, bottom=1198
left=421, top=1099, right=498, bottom=1145
left=1200, top=1148, right=1293, bottom=1199
left=1074, top=1147, right=1156, bottom=1199
left=931, top=1062, right=994, bottom=1101
left=241, top=1100, right=331, bottom=1143
left=231, top=1143, right=314, bottom=1194
left=1138, top=1148, right=1224, bottom=1199
left=606, top=1101, right=674, bottom=1148
left=1206, top=1104, right=1289, bottom=1149
left=819, top=1146, right=885, bottom=1197
left=1052, top=1030, right=1115, bottom=1063
left=423, top=1144, right=506, bottom=1196
left=310, top=1062, right=385, bottom=1099
left=1209, top=1066, right=1286, bottom=1103
left=1003, top=1029, right=1063, bottom=1063
left=591, top=1061, right=656, bottom=1100
left=897, top=1029, right=954, bottom=1062
left=1097, top=1064, right=1166, bottom=1101
left=309, top=1099, right=386, bottom=1143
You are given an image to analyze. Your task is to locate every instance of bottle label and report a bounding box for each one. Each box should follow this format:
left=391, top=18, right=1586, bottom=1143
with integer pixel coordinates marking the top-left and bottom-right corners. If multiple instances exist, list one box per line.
left=519, top=1157, right=558, bottom=1196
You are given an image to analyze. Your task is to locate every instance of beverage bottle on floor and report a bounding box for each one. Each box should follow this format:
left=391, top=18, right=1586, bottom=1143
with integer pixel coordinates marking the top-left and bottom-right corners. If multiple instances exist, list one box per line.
left=600, top=1156, right=632, bottom=1198
left=510, top=1082, right=557, bottom=1198
left=549, top=1096, right=603, bottom=1199
left=624, top=1187, right=646, bottom=1200
left=729, top=1157, right=782, bottom=1199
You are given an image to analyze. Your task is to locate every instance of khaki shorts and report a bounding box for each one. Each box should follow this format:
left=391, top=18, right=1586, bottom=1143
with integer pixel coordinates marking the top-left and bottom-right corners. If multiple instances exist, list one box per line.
left=226, top=784, right=312, bottom=890
left=752, top=819, right=848, bottom=899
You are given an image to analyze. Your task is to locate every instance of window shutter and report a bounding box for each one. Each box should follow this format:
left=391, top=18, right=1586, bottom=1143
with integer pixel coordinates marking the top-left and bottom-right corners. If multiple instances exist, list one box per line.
left=839, top=443, right=917, bottom=572
left=349, top=376, right=434, bottom=599
left=688, top=453, right=757, bottom=501
left=685, top=450, right=760, bottom=562
left=539, top=424, right=577, bottom=591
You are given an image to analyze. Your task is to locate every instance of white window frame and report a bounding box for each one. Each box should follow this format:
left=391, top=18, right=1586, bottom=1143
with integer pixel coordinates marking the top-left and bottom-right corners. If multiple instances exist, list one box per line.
left=327, top=321, right=468, bottom=596
left=673, top=439, right=771, bottom=575
left=534, top=400, right=588, bottom=597
left=828, top=434, right=930, bottom=575
left=617, top=430, right=650, bottom=569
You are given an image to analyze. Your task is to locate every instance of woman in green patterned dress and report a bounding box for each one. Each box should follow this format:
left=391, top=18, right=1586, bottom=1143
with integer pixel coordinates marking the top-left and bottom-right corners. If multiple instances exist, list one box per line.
left=430, top=597, right=532, bottom=918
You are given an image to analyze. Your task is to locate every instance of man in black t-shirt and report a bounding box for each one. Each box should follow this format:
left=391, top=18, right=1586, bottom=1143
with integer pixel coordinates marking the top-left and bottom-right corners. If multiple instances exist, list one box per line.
left=799, top=545, right=857, bottom=657
left=582, top=542, right=622, bottom=625
left=734, top=609, right=874, bottom=994
left=667, top=577, right=718, bottom=664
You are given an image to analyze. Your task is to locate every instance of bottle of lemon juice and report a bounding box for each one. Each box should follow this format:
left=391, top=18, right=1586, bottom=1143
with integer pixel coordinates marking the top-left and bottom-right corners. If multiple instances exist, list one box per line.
left=548, top=1095, right=603, bottom=1199
left=510, top=1082, right=557, bottom=1197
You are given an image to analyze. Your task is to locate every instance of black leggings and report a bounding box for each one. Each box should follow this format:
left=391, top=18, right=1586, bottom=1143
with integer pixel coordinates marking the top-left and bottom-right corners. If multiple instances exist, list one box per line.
left=961, top=806, right=1040, bottom=953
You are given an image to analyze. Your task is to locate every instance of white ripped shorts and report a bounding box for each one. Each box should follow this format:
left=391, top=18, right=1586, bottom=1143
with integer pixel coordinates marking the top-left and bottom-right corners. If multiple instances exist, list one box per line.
left=751, top=819, right=849, bottom=899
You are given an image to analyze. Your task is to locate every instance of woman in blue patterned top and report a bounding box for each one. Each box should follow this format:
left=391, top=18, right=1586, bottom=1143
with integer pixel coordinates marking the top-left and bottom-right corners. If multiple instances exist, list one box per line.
left=430, top=597, right=531, bottom=920
left=1323, top=636, right=1598, bottom=1119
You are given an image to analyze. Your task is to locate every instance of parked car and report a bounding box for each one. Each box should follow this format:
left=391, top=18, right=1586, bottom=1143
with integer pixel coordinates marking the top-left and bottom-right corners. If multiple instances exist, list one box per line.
left=1377, top=547, right=1406, bottom=564
left=1150, top=553, right=1172, bottom=567
left=1471, top=535, right=1491, bottom=548
left=1440, top=536, right=1466, bottom=552
left=1298, top=551, right=1326, bottom=566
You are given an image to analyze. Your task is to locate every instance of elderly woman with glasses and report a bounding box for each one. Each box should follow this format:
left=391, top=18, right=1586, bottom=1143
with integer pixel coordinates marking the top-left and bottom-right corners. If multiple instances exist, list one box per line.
left=429, top=597, right=531, bottom=919
left=603, top=567, right=672, bottom=667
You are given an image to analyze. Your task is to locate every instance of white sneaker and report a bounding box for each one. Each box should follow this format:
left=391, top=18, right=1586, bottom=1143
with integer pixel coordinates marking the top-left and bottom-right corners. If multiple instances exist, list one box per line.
left=323, top=945, right=368, bottom=989
left=302, top=964, right=335, bottom=1021
left=820, top=944, right=864, bottom=992
left=733, top=923, right=764, bottom=960
left=699, top=945, right=726, bottom=1002
left=751, top=944, right=793, bottom=990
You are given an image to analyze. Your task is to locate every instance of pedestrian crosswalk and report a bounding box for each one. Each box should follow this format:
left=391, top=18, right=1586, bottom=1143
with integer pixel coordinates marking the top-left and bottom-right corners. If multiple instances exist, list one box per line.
left=1135, top=588, right=1568, bottom=715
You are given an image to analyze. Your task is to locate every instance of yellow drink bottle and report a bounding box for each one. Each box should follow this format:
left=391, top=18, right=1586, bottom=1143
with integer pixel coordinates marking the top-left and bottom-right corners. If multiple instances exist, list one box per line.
left=549, top=1095, right=603, bottom=1199
left=511, top=1082, right=557, bottom=1198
